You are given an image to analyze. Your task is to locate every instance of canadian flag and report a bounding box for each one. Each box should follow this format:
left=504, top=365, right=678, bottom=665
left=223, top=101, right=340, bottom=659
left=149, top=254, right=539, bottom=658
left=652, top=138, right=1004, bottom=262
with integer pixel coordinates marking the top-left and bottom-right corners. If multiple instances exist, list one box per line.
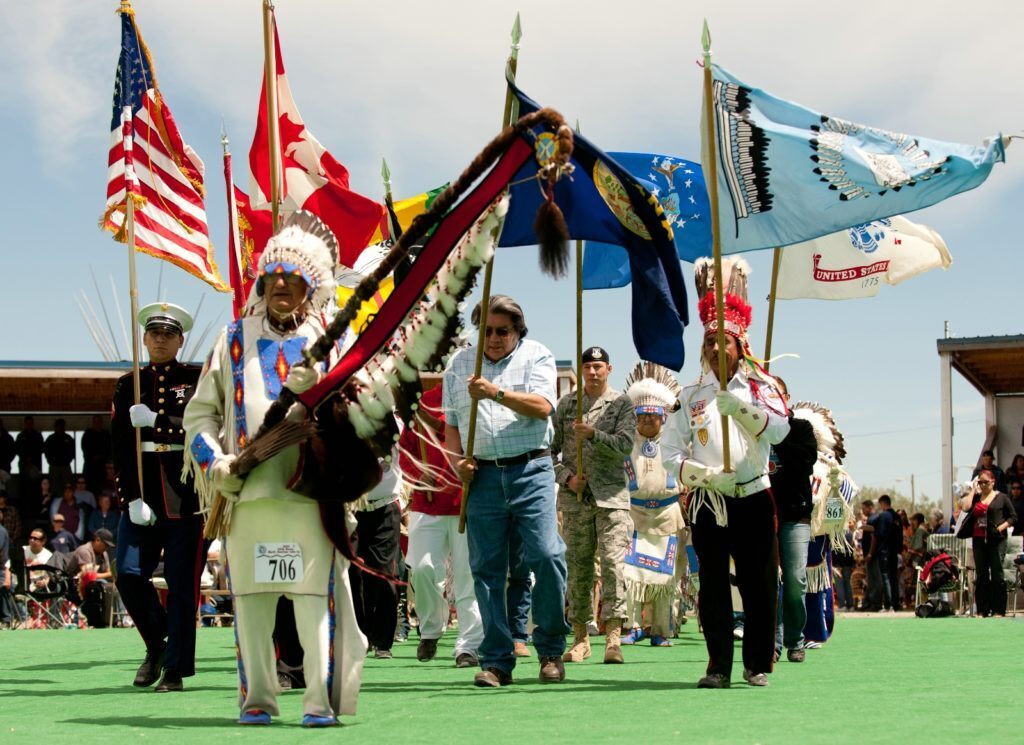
left=775, top=215, right=952, bottom=300
left=249, top=16, right=384, bottom=268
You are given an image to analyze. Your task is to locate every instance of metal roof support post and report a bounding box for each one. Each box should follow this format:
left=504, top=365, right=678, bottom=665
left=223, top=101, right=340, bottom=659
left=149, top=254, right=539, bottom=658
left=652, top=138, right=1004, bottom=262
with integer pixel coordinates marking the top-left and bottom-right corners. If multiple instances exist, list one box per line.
left=939, top=350, right=954, bottom=520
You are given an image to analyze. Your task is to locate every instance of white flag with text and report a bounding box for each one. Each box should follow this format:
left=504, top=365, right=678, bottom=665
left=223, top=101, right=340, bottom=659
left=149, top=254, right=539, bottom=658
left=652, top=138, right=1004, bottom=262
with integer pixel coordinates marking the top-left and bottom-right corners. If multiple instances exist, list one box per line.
left=776, top=216, right=951, bottom=300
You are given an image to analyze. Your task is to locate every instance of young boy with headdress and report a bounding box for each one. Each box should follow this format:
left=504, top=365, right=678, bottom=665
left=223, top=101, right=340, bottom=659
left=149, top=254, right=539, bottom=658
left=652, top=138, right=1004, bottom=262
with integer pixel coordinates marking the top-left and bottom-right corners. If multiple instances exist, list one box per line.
left=620, top=362, right=685, bottom=647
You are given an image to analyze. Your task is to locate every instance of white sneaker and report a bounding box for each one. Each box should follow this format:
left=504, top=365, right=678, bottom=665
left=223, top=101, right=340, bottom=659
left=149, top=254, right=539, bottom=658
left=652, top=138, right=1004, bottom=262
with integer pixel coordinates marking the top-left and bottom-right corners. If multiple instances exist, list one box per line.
left=742, top=669, right=769, bottom=687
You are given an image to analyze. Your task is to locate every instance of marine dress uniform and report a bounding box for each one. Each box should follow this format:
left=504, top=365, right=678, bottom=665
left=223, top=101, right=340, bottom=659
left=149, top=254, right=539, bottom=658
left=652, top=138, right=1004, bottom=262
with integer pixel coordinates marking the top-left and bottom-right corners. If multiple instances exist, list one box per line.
left=112, top=303, right=203, bottom=692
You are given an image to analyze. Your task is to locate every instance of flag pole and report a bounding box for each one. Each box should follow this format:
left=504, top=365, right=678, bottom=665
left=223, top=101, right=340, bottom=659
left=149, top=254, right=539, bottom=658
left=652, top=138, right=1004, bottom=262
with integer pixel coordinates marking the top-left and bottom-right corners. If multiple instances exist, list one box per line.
left=459, top=12, right=521, bottom=534
left=383, top=157, right=433, bottom=502
left=262, top=0, right=282, bottom=232
left=574, top=119, right=585, bottom=501
left=701, top=20, right=730, bottom=472
left=222, top=126, right=246, bottom=319
left=125, top=197, right=146, bottom=500
left=763, top=247, right=782, bottom=373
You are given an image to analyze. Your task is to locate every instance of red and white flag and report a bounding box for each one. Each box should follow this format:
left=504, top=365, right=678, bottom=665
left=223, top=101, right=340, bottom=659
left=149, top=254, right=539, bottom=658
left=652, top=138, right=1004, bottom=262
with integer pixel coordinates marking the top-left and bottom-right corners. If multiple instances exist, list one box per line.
left=249, top=15, right=384, bottom=268
left=102, top=5, right=229, bottom=292
left=224, top=145, right=273, bottom=318
left=776, top=215, right=952, bottom=300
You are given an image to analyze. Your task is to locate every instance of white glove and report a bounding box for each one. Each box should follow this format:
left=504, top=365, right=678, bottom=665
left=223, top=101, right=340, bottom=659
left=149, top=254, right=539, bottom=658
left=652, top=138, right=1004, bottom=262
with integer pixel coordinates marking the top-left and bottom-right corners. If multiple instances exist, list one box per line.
left=283, top=364, right=321, bottom=394
left=715, top=390, right=766, bottom=436
left=128, top=498, right=156, bottom=526
left=210, top=455, right=245, bottom=496
left=129, top=404, right=158, bottom=429
left=681, top=460, right=736, bottom=495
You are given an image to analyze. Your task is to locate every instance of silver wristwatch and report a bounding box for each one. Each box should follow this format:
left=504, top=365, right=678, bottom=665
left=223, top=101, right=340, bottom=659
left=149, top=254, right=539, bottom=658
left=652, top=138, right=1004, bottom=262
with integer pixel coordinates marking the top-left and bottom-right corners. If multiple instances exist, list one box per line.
left=495, top=388, right=506, bottom=403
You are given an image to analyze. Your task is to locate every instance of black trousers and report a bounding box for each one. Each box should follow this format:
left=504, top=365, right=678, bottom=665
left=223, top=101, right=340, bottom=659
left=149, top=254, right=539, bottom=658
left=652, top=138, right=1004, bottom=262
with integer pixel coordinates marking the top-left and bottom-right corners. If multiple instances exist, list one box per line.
left=972, top=536, right=1008, bottom=616
left=692, top=490, right=779, bottom=677
left=115, top=513, right=203, bottom=676
left=349, top=501, right=401, bottom=651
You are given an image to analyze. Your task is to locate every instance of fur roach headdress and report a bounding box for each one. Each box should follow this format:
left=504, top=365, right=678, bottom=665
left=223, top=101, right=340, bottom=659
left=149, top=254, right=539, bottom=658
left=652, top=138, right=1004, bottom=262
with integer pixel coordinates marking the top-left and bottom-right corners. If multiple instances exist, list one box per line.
left=250, top=210, right=338, bottom=312
left=624, top=361, right=682, bottom=418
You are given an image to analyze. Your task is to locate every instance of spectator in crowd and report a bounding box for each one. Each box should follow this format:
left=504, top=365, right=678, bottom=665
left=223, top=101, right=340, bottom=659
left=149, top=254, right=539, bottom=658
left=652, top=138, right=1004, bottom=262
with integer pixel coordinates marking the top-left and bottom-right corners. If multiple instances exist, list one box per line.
left=50, top=483, right=85, bottom=542
left=65, top=528, right=114, bottom=584
left=876, top=495, right=902, bottom=610
left=1005, top=454, right=1024, bottom=484
left=929, top=508, right=948, bottom=535
left=24, top=528, right=52, bottom=566
left=0, top=490, right=23, bottom=547
left=0, top=420, right=15, bottom=476
left=972, top=450, right=1006, bottom=493
left=0, top=521, right=10, bottom=625
left=44, top=419, right=76, bottom=495
left=87, top=493, right=118, bottom=539
left=857, top=500, right=882, bottom=611
left=81, top=415, right=112, bottom=496
left=1009, top=479, right=1024, bottom=526
left=832, top=519, right=856, bottom=611
left=960, top=469, right=1017, bottom=617
left=33, top=477, right=55, bottom=530
left=48, top=513, right=78, bottom=554
left=73, top=476, right=96, bottom=510
left=99, top=462, right=119, bottom=501
left=907, top=513, right=929, bottom=568
left=15, top=415, right=43, bottom=482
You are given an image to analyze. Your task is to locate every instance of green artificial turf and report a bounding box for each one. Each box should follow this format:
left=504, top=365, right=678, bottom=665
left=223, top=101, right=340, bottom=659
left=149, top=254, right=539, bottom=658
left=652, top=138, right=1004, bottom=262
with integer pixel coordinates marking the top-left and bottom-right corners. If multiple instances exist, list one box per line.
left=1, top=615, right=1019, bottom=744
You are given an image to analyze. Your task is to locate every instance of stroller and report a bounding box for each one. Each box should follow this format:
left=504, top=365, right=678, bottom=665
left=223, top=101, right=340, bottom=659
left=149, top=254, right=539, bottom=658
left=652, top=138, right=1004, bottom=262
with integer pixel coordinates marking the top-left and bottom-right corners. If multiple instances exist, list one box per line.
left=11, top=550, right=77, bottom=629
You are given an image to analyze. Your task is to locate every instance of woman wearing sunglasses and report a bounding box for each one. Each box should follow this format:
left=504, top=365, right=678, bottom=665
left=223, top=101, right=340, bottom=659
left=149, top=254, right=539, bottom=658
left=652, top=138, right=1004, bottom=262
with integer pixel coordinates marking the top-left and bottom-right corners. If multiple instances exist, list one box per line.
left=960, top=469, right=1017, bottom=617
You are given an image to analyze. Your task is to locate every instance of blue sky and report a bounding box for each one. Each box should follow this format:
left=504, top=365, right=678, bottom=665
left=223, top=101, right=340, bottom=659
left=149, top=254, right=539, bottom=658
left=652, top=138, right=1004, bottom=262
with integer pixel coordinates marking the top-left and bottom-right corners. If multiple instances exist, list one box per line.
left=1, top=0, right=1021, bottom=510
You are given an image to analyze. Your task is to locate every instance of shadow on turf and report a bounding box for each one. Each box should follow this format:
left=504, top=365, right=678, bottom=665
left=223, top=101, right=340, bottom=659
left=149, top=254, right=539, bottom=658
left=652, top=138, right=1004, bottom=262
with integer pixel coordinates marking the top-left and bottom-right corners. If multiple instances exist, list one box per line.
left=0, top=685, right=224, bottom=698
left=360, top=679, right=701, bottom=693
left=10, top=655, right=237, bottom=672
left=61, top=715, right=363, bottom=730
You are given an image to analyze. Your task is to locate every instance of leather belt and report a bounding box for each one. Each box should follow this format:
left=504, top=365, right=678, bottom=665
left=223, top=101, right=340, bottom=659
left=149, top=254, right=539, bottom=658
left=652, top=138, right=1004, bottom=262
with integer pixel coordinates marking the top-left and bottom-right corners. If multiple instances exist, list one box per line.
left=476, top=448, right=551, bottom=468
left=141, top=443, right=184, bottom=453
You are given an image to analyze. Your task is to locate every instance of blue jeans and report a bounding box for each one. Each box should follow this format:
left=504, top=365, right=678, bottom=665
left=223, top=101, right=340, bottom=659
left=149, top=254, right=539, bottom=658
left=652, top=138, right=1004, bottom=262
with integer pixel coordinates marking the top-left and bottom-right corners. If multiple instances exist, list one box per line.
left=507, top=528, right=533, bottom=642
left=466, top=456, right=569, bottom=674
left=775, top=520, right=810, bottom=653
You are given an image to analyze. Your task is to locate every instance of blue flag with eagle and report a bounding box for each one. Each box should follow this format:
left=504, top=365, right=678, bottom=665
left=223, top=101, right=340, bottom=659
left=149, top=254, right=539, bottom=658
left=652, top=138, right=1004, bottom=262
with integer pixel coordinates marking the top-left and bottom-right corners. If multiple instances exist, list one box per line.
left=499, top=82, right=689, bottom=370
left=705, top=64, right=1007, bottom=254
left=582, top=153, right=711, bottom=289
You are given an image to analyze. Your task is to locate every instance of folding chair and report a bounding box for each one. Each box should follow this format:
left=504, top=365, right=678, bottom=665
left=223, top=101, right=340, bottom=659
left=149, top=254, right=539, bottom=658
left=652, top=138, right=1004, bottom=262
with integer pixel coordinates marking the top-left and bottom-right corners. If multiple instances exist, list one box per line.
left=13, top=563, right=75, bottom=628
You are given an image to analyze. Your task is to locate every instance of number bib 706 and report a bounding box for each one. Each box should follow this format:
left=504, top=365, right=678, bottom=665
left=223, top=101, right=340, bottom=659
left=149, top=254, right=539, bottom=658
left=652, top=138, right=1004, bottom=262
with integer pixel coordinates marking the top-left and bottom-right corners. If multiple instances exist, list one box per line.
left=254, top=542, right=304, bottom=583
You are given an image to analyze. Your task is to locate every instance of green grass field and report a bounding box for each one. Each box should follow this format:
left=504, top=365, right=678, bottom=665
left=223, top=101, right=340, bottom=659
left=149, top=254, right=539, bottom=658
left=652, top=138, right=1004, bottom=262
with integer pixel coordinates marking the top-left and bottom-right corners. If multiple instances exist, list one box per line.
left=1, top=615, right=1018, bottom=744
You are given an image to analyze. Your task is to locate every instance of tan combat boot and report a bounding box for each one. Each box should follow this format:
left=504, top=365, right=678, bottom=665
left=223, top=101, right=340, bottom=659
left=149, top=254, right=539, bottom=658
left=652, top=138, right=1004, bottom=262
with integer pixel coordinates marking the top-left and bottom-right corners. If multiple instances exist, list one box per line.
left=604, top=620, right=624, bottom=664
left=562, top=623, right=591, bottom=662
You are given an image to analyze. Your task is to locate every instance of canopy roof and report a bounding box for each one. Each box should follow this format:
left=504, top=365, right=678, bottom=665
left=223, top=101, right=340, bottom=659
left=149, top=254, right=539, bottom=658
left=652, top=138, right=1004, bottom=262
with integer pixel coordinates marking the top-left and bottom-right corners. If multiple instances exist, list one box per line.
left=936, top=335, right=1024, bottom=396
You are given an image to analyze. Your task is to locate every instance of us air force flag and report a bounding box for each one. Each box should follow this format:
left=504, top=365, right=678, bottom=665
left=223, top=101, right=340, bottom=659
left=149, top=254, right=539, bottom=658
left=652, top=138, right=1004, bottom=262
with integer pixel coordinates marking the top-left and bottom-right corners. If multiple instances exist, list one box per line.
left=775, top=215, right=951, bottom=300
left=500, top=82, right=689, bottom=371
left=582, top=153, right=711, bottom=290
left=704, top=64, right=1006, bottom=254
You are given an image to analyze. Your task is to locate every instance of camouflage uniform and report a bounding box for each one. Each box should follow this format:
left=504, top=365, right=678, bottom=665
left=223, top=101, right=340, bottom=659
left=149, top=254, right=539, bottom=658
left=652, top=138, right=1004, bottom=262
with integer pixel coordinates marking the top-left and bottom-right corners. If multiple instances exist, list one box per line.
left=552, top=389, right=636, bottom=625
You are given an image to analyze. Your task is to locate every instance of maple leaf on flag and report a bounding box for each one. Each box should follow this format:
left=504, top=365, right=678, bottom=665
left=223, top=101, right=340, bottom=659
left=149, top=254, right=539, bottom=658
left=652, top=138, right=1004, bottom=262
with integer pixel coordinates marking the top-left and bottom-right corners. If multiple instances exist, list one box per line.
left=249, top=15, right=384, bottom=268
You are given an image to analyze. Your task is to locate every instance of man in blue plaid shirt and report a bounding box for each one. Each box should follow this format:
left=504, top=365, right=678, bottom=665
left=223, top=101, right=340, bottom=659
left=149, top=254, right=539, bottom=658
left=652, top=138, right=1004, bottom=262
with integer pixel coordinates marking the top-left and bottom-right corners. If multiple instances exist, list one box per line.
left=443, top=295, right=570, bottom=688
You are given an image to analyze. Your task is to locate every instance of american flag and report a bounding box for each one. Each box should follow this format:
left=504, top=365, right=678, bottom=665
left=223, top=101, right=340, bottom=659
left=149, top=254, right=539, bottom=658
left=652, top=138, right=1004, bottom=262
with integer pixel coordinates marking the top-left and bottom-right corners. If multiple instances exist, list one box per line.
left=102, top=4, right=228, bottom=292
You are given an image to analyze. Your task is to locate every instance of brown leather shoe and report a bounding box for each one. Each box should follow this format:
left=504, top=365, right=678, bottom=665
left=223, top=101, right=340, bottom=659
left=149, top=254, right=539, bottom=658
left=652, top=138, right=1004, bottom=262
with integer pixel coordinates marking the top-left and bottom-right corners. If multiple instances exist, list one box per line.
left=513, top=641, right=532, bottom=658
left=473, top=667, right=513, bottom=687
left=538, top=656, right=566, bottom=683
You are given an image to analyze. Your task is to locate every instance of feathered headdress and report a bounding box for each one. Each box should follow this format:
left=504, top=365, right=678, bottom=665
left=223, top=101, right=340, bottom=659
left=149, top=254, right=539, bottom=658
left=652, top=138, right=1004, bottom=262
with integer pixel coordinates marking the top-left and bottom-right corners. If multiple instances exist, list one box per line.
left=251, top=210, right=338, bottom=311
left=624, top=361, right=682, bottom=417
left=694, top=257, right=753, bottom=340
left=790, top=401, right=847, bottom=464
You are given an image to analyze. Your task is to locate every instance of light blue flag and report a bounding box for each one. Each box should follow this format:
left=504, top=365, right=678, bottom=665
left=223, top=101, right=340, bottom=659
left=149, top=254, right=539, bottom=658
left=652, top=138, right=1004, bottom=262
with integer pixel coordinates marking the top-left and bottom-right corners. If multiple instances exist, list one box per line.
left=707, top=64, right=1007, bottom=254
left=582, top=153, right=711, bottom=289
